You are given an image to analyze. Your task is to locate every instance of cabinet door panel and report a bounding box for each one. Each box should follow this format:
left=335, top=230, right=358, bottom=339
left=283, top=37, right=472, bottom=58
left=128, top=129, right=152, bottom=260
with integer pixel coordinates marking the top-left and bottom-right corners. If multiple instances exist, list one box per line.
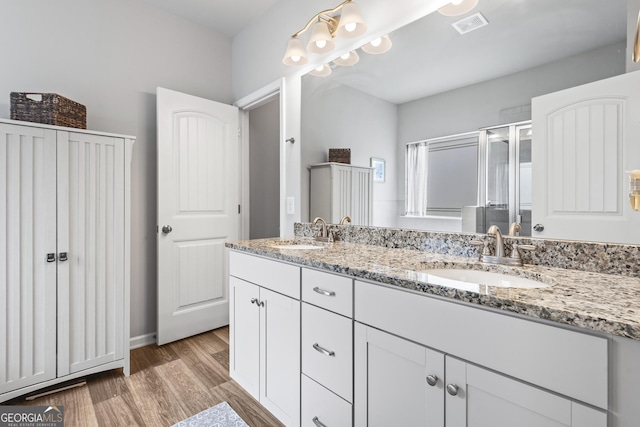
left=260, top=288, right=300, bottom=427
left=446, top=357, right=607, bottom=427
left=0, top=124, right=57, bottom=394
left=229, top=277, right=260, bottom=399
left=355, top=323, right=444, bottom=427
left=57, top=132, right=125, bottom=376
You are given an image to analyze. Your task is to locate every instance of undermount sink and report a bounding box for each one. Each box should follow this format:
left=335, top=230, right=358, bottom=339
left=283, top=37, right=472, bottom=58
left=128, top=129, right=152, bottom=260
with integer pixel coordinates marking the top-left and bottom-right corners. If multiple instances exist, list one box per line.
left=270, top=244, right=325, bottom=250
left=420, top=268, right=550, bottom=290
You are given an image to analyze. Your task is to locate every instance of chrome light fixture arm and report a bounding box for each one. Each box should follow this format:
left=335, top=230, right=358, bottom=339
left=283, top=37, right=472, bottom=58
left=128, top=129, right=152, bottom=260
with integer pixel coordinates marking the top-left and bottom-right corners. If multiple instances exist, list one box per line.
left=290, top=0, right=351, bottom=38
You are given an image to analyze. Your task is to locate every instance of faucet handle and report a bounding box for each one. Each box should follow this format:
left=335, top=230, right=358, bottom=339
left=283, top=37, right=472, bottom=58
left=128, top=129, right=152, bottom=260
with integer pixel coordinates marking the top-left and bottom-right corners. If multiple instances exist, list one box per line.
left=469, top=240, right=484, bottom=260
left=510, top=243, right=536, bottom=261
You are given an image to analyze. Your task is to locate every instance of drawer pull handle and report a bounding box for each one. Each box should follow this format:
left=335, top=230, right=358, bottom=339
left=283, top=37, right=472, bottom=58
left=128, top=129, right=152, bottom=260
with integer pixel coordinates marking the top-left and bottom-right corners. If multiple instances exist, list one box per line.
left=313, top=287, right=336, bottom=297
left=313, top=343, right=335, bottom=357
left=312, top=416, right=328, bottom=427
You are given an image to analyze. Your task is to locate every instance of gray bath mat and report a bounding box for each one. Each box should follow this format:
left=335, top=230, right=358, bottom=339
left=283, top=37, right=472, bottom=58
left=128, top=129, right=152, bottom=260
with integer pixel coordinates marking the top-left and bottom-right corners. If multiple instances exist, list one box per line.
left=172, top=401, right=249, bottom=427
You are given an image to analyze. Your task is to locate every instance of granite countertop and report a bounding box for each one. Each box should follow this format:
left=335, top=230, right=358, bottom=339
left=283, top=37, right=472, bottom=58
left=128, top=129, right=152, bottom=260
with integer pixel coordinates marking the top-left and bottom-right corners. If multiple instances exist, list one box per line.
left=226, top=237, right=640, bottom=340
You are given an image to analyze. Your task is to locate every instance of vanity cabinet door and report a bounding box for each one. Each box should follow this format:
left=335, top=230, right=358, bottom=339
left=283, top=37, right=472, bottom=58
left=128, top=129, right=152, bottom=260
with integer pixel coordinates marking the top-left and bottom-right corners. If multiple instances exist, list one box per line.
left=354, top=323, right=444, bottom=427
left=445, top=357, right=607, bottom=427
left=229, top=276, right=260, bottom=399
left=259, top=288, right=300, bottom=427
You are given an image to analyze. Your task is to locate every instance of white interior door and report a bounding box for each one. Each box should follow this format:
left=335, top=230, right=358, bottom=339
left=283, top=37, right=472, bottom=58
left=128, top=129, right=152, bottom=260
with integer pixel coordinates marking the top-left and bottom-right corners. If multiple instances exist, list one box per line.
left=157, top=87, right=238, bottom=345
left=531, top=70, right=640, bottom=244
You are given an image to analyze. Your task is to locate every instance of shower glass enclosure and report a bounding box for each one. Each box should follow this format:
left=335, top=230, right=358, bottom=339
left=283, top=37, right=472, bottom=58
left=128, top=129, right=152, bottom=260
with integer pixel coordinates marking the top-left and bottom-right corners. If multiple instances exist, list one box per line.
left=477, top=121, right=532, bottom=236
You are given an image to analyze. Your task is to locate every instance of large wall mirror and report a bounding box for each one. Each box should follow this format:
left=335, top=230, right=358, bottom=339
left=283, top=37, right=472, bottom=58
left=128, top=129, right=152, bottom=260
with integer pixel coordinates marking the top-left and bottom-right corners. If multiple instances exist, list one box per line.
left=301, top=0, right=629, bottom=243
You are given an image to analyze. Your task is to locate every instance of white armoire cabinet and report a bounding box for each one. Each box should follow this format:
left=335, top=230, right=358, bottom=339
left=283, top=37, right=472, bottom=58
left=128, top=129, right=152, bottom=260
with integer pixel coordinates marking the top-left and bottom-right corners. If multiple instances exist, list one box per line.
left=309, top=163, right=373, bottom=226
left=0, top=119, right=133, bottom=402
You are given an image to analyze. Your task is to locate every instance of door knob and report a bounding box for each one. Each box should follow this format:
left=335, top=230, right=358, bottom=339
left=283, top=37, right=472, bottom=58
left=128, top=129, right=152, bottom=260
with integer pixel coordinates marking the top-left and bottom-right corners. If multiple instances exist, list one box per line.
left=162, top=225, right=173, bottom=234
left=533, top=224, right=544, bottom=232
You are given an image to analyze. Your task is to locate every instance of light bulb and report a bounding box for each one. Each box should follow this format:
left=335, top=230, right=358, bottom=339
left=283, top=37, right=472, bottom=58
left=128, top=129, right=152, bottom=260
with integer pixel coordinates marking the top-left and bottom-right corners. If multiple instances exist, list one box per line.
left=341, top=52, right=351, bottom=60
left=291, top=55, right=301, bottom=62
left=451, top=0, right=464, bottom=4
left=371, top=37, right=382, bottom=47
left=345, top=22, right=357, bottom=33
left=315, top=40, right=327, bottom=49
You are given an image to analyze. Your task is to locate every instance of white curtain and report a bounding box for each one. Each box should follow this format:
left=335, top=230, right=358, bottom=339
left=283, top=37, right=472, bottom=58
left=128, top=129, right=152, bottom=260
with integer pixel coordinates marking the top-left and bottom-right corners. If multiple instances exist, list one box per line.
left=406, top=142, right=429, bottom=215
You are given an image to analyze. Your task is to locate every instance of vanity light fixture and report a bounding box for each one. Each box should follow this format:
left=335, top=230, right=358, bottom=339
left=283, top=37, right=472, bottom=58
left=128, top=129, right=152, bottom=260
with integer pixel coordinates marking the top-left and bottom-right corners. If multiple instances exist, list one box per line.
left=333, top=50, right=360, bottom=66
left=309, top=63, right=333, bottom=77
left=361, top=35, right=392, bottom=54
left=438, top=0, right=479, bottom=17
left=282, top=0, right=367, bottom=66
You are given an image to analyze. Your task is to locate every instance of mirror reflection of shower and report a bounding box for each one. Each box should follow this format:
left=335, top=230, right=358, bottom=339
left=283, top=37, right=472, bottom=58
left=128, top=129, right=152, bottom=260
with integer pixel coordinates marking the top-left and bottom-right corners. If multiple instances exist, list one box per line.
left=465, top=121, right=532, bottom=236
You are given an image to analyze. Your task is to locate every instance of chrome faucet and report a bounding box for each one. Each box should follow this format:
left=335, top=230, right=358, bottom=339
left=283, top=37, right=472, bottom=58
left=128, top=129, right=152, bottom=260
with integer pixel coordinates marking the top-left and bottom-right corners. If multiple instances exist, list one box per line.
left=473, top=223, right=536, bottom=267
left=312, top=217, right=330, bottom=242
left=487, top=225, right=506, bottom=258
left=339, top=215, right=352, bottom=225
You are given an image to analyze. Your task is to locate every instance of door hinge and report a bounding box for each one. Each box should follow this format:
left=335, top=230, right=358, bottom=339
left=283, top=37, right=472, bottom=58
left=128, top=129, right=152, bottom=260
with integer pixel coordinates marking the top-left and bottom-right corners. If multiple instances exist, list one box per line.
left=238, top=204, right=241, bottom=214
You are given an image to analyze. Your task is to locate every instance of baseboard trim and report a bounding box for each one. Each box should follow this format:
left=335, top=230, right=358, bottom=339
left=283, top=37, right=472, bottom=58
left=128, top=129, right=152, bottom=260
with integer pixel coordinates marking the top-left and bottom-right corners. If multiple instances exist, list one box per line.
left=130, top=332, right=156, bottom=349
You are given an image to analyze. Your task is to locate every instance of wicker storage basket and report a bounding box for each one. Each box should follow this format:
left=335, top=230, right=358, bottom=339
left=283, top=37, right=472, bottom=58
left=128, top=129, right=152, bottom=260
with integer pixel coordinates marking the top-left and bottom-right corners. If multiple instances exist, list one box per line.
left=328, top=148, right=351, bottom=164
left=10, top=92, right=87, bottom=129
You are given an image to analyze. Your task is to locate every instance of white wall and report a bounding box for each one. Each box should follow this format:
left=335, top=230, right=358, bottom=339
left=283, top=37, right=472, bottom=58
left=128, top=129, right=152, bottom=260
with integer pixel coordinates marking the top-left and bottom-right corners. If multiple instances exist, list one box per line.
left=302, top=77, right=399, bottom=226
left=0, top=0, right=232, bottom=340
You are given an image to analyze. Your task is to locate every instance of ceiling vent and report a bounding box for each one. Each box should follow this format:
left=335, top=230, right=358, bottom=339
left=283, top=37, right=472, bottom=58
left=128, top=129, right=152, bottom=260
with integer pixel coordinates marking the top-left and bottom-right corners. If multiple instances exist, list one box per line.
left=452, top=12, right=488, bottom=35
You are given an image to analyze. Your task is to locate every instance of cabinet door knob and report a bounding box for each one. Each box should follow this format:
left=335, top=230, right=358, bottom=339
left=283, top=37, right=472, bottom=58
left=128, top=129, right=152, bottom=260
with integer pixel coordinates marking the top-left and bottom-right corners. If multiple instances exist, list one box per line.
left=312, top=416, right=327, bottom=427
left=313, top=287, right=336, bottom=297
left=533, top=223, right=544, bottom=232
left=161, top=225, right=173, bottom=234
left=312, top=343, right=335, bottom=357
left=426, top=374, right=438, bottom=387
left=446, top=384, right=459, bottom=396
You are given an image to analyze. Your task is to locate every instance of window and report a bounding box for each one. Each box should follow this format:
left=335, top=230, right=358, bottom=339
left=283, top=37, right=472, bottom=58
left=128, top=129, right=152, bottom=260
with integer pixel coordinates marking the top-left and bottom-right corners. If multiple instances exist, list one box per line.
left=406, top=132, right=479, bottom=217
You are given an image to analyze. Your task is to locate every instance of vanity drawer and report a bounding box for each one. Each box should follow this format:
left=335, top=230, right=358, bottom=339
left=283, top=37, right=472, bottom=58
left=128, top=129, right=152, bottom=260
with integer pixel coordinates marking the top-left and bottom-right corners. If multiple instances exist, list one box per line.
left=302, top=268, right=353, bottom=317
left=302, top=374, right=352, bottom=427
left=229, top=251, right=300, bottom=299
left=302, top=302, right=353, bottom=402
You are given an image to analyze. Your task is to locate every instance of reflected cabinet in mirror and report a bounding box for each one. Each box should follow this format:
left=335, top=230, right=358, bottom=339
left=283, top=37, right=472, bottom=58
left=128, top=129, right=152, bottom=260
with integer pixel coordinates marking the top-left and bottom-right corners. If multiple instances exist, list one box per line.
left=301, top=0, right=640, bottom=244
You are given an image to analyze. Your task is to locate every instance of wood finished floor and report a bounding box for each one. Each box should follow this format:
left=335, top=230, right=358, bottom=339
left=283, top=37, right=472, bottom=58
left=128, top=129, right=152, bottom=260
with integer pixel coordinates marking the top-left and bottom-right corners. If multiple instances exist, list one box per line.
left=8, top=327, right=284, bottom=427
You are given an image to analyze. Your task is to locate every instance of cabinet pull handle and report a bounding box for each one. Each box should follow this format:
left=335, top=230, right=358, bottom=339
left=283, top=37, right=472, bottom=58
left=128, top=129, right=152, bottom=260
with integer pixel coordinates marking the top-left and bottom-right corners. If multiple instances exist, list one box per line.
left=250, top=298, right=258, bottom=305
left=313, top=343, right=335, bottom=357
left=426, top=374, right=438, bottom=386
left=446, top=384, right=459, bottom=396
left=312, top=416, right=327, bottom=427
left=59, top=252, right=68, bottom=262
left=258, top=300, right=264, bottom=307
left=46, top=253, right=56, bottom=263
left=313, top=287, right=336, bottom=297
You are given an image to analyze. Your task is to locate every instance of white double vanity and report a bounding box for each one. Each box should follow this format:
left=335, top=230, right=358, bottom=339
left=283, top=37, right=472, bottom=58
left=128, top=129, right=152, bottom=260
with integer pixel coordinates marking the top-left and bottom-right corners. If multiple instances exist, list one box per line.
left=227, top=236, right=640, bottom=427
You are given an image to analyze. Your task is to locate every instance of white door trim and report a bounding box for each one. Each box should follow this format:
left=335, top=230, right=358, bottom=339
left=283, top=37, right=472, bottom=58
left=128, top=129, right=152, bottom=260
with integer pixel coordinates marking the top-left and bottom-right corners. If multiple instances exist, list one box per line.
left=235, top=78, right=285, bottom=239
